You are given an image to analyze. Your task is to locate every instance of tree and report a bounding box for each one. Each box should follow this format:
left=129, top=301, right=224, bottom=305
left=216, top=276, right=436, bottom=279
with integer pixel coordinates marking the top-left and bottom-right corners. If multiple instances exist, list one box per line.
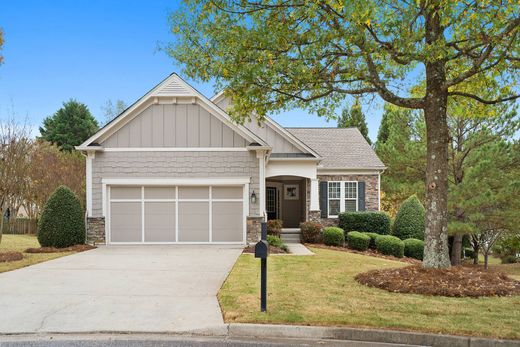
left=393, top=195, right=425, bottom=240
left=0, top=119, right=32, bottom=243
left=337, top=98, right=371, bottom=144
left=40, top=100, right=98, bottom=151
left=0, top=27, right=4, bottom=65
left=167, top=1, right=520, bottom=268
left=101, top=99, right=127, bottom=126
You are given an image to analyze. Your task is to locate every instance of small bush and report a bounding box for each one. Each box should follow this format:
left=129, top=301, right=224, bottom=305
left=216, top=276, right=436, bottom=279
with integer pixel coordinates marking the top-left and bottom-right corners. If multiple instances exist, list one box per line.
left=323, top=227, right=345, bottom=246
left=300, top=221, right=322, bottom=243
left=347, top=231, right=370, bottom=251
left=37, top=186, right=85, bottom=248
left=338, top=212, right=391, bottom=235
left=392, top=195, right=425, bottom=240
left=403, top=238, right=424, bottom=260
left=267, top=219, right=283, bottom=236
left=266, top=235, right=288, bottom=252
left=463, top=247, right=475, bottom=259
left=501, top=255, right=519, bottom=264
left=376, top=235, right=404, bottom=258
left=364, top=232, right=380, bottom=249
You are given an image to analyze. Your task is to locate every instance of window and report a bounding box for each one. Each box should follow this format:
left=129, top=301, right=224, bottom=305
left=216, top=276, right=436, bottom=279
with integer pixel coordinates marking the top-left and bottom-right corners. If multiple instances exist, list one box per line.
left=327, top=181, right=358, bottom=217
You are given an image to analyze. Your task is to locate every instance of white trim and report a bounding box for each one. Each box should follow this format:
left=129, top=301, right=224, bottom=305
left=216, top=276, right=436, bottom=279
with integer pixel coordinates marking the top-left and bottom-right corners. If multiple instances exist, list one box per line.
left=102, top=183, right=107, bottom=217
left=318, top=167, right=386, bottom=172
left=102, top=177, right=250, bottom=186
left=258, top=151, right=267, bottom=220
left=175, top=186, right=179, bottom=242
left=85, top=152, right=94, bottom=217
left=141, top=186, right=145, bottom=242
left=103, top=147, right=248, bottom=152
left=268, top=157, right=320, bottom=162
left=310, top=178, right=320, bottom=211
left=208, top=186, right=212, bottom=242
left=243, top=183, right=249, bottom=243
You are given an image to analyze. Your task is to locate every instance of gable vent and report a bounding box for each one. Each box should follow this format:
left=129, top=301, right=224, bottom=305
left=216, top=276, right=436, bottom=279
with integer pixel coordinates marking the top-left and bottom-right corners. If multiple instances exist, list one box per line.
left=154, top=77, right=193, bottom=96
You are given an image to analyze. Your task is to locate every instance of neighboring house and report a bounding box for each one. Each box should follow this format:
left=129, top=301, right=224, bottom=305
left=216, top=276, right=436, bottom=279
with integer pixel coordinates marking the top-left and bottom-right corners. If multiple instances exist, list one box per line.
left=77, top=74, right=385, bottom=245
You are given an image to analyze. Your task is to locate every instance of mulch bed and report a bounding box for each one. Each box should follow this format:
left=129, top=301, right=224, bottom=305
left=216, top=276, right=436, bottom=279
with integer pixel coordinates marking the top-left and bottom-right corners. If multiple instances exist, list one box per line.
left=24, top=244, right=97, bottom=254
left=355, top=265, right=520, bottom=297
left=306, top=243, right=421, bottom=264
left=243, top=245, right=288, bottom=254
left=0, top=251, right=24, bottom=263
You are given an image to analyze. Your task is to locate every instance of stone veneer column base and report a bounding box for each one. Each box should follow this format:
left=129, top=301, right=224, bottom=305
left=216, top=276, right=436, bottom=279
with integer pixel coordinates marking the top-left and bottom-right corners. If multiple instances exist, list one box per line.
left=246, top=216, right=264, bottom=244
left=86, top=217, right=105, bottom=245
left=307, top=210, right=339, bottom=228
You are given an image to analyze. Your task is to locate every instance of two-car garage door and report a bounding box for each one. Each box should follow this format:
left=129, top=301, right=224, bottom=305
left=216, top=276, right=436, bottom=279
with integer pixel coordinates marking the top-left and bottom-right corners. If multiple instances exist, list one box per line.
left=108, top=185, right=245, bottom=244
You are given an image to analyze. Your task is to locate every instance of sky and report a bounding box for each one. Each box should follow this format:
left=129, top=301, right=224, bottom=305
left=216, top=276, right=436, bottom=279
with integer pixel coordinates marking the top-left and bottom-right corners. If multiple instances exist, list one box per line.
left=0, top=0, right=384, bottom=142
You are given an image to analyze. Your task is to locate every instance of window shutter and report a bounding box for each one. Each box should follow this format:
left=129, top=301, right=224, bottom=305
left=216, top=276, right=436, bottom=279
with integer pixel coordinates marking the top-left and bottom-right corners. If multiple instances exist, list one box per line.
left=358, top=181, right=366, bottom=211
left=319, top=181, right=328, bottom=218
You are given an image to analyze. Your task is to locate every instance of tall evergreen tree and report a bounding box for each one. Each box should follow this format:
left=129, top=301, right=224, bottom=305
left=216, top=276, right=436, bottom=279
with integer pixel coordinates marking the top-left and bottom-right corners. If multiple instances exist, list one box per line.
left=40, top=100, right=99, bottom=151
left=337, top=98, right=371, bottom=144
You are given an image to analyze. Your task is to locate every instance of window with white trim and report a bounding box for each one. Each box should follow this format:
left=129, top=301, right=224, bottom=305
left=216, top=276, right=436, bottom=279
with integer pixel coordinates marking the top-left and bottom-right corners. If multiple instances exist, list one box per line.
left=327, top=181, right=358, bottom=217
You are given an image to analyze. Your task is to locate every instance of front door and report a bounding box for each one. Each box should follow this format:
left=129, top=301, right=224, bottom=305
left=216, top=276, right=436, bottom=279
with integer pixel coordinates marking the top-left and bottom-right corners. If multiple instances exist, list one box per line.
left=266, top=186, right=278, bottom=220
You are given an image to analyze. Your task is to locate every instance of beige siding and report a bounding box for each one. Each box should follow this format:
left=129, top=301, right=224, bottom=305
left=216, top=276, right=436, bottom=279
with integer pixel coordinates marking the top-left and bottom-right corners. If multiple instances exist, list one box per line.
left=102, top=104, right=247, bottom=148
left=244, top=120, right=303, bottom=153
left=91, top=151, right=259, bottom=217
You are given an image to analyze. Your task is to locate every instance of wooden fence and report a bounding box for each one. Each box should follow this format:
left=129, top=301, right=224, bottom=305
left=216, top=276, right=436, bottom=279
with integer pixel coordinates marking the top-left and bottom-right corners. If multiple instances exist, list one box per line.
left=1, top=218, right=38, bottom=235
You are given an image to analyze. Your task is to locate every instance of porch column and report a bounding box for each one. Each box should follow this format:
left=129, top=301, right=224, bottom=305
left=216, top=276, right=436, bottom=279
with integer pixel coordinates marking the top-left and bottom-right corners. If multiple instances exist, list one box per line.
left=86, top=151, right=95, bottom=217
left=310, top=178, right=320, bottom=211
left=257, top=150, right=268, bottom=220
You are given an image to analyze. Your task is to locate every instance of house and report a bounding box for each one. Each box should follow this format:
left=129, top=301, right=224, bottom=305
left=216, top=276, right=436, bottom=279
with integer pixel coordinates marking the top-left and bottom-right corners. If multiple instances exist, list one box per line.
left=77, top=74, right=385, bottom=244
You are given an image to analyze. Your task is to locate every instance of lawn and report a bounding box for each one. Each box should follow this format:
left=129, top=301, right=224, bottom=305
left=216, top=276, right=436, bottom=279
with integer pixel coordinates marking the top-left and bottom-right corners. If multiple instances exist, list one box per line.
left=219, top=247, right=520, bottom=339
left=0, top=234, right=74, bottom=273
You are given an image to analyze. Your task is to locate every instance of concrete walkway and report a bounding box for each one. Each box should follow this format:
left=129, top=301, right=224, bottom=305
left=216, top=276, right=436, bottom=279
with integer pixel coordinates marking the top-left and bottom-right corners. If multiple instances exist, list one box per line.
left=285, top=243, right=314, bottom=255
left=0, top=245, right=242, bottom=334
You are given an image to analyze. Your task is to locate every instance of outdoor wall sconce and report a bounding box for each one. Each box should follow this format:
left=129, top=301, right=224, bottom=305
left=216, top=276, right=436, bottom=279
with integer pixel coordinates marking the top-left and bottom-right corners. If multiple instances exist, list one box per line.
left=251, top=190, right=257, bottom=204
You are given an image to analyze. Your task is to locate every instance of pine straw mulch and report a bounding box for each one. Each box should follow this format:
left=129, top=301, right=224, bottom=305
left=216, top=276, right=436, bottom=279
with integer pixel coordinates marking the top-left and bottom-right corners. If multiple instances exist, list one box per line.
left=0, top=251, right=24, bottom=263
left=355, top=265, right=520, bottom=297
left=243, top=245, right=288, bottom=254
left=24, top=244, right=97, bottom=254
left=306, top=243, right=421, bottom=264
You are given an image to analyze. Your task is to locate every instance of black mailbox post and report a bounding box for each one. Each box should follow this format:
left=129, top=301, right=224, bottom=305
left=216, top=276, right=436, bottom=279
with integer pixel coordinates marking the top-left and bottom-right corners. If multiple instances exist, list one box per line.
left=254, top=221, right=269, bottom=312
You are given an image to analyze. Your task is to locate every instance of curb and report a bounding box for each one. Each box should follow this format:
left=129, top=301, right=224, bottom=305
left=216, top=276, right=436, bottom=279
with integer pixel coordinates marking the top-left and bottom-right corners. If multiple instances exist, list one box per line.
left=226, top=323, right=520, bottom=347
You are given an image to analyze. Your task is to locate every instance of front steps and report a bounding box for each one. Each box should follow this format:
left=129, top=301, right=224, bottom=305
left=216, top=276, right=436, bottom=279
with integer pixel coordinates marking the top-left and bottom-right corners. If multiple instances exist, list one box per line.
left=280, top=228, right=301, bottom=244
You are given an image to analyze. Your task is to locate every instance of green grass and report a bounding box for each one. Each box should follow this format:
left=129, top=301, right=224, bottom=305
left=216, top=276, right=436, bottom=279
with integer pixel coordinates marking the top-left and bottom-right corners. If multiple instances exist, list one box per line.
left=0, top=234, right=74, bottom=273
left=219, top=247, right=520, bottom=339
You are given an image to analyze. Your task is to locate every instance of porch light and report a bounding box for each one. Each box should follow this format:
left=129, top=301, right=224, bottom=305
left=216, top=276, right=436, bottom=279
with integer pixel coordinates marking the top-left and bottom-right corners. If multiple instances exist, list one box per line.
left=251, top=190, right=257, bottom=204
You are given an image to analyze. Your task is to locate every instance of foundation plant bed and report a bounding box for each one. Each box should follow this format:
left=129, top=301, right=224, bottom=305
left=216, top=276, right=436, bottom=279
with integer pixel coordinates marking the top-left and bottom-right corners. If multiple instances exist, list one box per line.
left=308, top=243, right=421, bottom=264
left=0, top=251, right=24, bottom=262
left=218, top=246, right=520, bottom=340
left=25, top=244, right=96, bottom=253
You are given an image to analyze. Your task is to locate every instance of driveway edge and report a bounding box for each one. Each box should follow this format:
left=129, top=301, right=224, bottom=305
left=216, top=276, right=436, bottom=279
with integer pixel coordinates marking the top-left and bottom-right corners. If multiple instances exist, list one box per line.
left=226, top=323, right=520, bottom=347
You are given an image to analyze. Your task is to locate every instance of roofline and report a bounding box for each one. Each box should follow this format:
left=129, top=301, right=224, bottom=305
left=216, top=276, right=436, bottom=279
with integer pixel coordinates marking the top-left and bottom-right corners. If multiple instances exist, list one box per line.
left=318, top=166, right=387, bottom=171
left=79, top=74, right=269, bottom=148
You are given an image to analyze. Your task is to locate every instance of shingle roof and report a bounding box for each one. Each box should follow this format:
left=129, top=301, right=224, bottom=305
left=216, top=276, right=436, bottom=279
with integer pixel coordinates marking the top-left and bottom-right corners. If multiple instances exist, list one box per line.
left=287, top=127, right=386, bottom=169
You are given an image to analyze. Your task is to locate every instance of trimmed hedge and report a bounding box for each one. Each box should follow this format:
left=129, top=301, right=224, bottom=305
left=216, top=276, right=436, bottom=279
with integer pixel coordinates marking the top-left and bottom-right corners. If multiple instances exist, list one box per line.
left=37, top=186, right=85, bottom=248
left=393, top=195, right=425, bottom=240
left=338, top=212, right=391, bottom=235
left=403, top=238, right=424, bottom=260
left=323, top=227, right=345, bottom=246
left=267, top=219, right=283, bottom=236
left=300, top=221, right=322, bottom=243
left=364, top=232, right=380, bottom=249
left=375, top=235, right=404, bottom=258
left=347, top=231, right=370, bottom=251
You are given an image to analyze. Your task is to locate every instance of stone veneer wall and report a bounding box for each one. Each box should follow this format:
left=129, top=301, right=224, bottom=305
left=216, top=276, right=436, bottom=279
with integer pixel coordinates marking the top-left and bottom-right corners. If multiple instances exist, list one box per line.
left=307, top=174, right=380, bottom=227
left=246, top=216, right=264, bottom=244
left=86, top=217, right=105, bottom=245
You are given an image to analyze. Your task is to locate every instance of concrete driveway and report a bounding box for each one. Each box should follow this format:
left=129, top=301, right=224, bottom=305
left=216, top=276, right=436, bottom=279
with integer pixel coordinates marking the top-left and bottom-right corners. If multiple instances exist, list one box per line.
left=0, top=245, right=243, bottom=334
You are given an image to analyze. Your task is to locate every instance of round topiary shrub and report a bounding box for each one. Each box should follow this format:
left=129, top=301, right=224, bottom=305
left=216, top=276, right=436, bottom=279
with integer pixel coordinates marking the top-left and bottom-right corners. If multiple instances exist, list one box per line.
left=37, top=186, right=85, bottom=248
left=300, top=221, right=322, bottom=243
left=323, top=227, right=345, bottom=246
left=347, top=231, right=370, bottom=251
left=376, top=235, right=404, bottom=258
left=392, top=195, right=425, bottom=240
left=403, top=238, right=424, bottom=260
left=364, top=232, right=380, bottom=249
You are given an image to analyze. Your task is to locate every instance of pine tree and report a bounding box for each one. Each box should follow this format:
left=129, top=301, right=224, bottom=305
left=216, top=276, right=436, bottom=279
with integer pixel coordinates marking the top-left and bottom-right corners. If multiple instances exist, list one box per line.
left=337, top=98, right=371, bottom=145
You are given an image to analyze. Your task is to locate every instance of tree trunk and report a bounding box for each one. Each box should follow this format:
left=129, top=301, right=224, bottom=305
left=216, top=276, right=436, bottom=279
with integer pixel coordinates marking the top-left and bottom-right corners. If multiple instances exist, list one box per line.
left=484, top=253, right=489, bottom=270
left=473, top=243, right=479, bottom=265
left=451, top=233, right=463, bottom=266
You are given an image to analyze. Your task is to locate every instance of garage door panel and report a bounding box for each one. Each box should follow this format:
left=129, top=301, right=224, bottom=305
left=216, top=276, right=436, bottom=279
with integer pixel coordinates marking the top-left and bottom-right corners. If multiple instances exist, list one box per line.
left=111, top=187, right=141, bottom=200
left=144, top=202, right=175, bottom=242
left=178, top=186, right=209, bottom=199
left=212, top=202, right=243, bottom=242
left=178, top=202, right=209, bottom=242
left=110, top=202, right=142, bottom=242
left=212, top=186, right=243, bottom=199
left=144, top=187, right=175, bottom=200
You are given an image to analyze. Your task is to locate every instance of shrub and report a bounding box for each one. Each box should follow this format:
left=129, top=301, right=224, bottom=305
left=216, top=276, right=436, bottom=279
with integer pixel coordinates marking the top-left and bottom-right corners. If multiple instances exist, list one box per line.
left=403, top=238, right=424, bottom=260
left=364, top=232, right=380, bottom=249
left=323, top=227, right=345, bottom=246
left=300, top=221, right=322, bottom=243
left=37, top=186, right=85, bottom=248
left=347, top=231, right=370, bottom=251
left=266, top=235, right=289, bottom=252
left=376, top=235, right=404, bottom=258
left=501, top=255, right=518, bottom=264
left=338, top=212, right=391, bottom=235
left=392, top=195, right=425, bottom=240
left=267, top=219, right=283, bottom=236
left=463, top=247, right=475, bottom=259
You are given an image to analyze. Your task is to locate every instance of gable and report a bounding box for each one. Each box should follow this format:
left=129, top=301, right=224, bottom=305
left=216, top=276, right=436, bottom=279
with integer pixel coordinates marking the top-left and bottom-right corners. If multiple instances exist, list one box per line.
left=102, top=103, right=247, bottom=148
left=243, top=120, right=303, bottom=153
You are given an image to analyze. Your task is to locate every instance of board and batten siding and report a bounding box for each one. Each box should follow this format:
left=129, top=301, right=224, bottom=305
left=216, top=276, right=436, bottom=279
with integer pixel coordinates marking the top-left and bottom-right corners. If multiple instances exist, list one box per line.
left=244, top=120, right=303, bottom=153
left=91, top=151, right=260, bottom=217
left=101, top=104, right=247, bottom=148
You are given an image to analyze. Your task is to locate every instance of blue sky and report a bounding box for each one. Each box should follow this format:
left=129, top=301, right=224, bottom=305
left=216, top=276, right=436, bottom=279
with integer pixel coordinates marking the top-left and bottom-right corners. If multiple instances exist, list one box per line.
left=0, top=0, right=384, bottom=141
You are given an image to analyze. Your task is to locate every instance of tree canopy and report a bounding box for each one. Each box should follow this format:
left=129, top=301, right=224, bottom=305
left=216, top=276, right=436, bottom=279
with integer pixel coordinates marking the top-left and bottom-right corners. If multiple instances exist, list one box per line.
left=39, top=100, right=98, bottom=151
left=101, top=99, right=127, bottom=126
left=167, top=1, right=520, bottom=268
left=337, top=98, right=371, bottom=144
